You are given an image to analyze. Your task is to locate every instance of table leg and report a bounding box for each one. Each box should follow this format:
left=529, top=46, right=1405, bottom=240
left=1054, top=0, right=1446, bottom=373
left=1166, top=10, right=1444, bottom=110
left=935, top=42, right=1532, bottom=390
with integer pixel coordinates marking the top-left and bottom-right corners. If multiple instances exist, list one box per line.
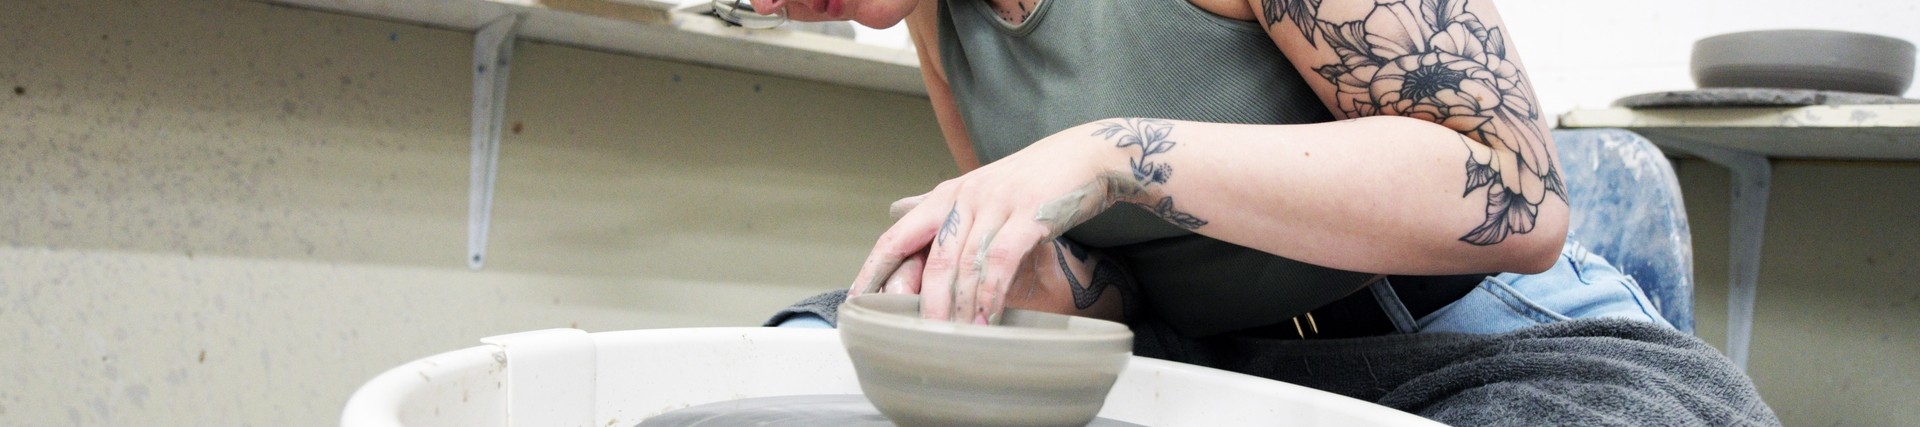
left=1654, top=140, right=1770, bottom=371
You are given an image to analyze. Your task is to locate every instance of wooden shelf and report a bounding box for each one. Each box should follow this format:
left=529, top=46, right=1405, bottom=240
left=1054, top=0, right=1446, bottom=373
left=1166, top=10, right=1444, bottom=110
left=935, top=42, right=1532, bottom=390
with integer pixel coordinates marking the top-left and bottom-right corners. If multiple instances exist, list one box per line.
left=264, top=0, right=927, bottom=97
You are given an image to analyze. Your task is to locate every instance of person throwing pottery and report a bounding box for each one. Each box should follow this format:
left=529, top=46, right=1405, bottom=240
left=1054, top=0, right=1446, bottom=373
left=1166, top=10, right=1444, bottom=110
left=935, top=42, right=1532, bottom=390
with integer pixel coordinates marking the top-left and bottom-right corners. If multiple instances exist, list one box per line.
left=758, top=0, right=1779, bottom=424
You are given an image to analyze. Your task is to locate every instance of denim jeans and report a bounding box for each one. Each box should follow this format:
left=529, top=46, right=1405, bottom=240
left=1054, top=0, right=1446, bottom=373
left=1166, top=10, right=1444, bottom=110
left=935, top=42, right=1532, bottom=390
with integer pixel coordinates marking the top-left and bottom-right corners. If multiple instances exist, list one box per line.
left=1406, top=240, right=1673, bottom=335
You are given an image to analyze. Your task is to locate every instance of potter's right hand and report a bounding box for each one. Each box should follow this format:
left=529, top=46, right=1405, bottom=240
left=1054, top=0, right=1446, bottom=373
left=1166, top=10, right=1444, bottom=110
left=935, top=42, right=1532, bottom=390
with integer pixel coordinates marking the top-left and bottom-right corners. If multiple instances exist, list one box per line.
left=857, top=195, right=1129, bottom=323
left=843, top=123, right=1125, bottom=325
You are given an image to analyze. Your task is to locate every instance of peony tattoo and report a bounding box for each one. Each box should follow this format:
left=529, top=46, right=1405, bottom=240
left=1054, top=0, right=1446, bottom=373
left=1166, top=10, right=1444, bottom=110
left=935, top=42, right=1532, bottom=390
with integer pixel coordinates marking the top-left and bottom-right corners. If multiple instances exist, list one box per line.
left=1265, top=0, right=1565, bottom=245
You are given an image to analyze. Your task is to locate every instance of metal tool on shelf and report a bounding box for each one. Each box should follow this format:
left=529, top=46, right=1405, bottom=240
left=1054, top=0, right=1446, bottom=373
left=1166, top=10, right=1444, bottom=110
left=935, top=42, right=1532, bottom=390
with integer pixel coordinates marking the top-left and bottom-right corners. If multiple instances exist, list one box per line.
left=710, top=0, right=786, bottom=29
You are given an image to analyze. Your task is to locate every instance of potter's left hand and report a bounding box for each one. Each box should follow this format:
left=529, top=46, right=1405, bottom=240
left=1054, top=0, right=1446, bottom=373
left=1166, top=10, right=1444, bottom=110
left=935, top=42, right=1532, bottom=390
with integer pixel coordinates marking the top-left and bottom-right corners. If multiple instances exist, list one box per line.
left=849, top=122, right=1132, bottom=324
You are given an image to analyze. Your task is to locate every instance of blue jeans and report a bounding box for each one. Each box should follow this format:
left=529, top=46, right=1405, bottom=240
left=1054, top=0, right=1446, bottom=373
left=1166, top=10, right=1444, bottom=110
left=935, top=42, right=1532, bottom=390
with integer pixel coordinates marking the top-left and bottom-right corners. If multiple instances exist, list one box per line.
left=1400, top=240, right=1673, bottom=334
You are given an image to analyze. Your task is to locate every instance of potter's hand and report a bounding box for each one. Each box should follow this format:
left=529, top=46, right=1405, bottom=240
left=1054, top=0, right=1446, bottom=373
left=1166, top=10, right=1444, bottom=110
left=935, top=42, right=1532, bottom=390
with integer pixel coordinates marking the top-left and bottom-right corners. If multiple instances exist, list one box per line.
left=859, top=232, right=1131, bottom=323
left=862, top=193, right=1134, bottom=323
left=849, top=123, right=1135, bottom=324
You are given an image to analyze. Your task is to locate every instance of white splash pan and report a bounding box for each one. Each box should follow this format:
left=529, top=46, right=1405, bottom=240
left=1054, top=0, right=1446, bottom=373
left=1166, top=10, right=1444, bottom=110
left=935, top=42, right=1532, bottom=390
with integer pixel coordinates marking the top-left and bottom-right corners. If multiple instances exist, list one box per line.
left=341, top=327, right=1443, bottom=426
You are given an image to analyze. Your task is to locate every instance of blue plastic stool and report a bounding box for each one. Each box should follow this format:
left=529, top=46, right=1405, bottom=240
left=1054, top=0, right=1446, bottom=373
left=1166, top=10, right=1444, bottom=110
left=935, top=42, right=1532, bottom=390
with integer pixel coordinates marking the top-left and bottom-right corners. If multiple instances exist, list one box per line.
left=1553, top=129, right=1695, bottom=332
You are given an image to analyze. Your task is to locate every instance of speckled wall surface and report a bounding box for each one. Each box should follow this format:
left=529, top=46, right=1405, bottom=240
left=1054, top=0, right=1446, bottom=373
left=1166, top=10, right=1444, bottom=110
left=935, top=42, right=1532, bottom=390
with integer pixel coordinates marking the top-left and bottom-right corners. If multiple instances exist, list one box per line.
left=1680, top=161, right=1920, bottom=426
left=0, top=0, right=952, bottom=425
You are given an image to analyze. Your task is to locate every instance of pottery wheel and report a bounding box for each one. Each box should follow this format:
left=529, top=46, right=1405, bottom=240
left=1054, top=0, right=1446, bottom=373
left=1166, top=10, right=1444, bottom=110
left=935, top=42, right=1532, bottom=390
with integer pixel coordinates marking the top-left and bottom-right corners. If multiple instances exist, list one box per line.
left=636, top=394, right=1144, bottom=427
left=1612, top=87, right=1919, bottom=108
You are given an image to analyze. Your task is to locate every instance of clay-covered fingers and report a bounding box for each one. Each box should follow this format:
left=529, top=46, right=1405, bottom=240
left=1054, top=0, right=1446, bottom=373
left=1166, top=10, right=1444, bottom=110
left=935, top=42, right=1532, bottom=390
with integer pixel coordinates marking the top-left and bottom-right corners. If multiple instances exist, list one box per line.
left=888, top=195, right=926, bottom=221
left=848, top=196, right=951, bottom=296
left=879, top=251, right=926, bottom=295
left=916, top=203, right=970, bottom=321
left=960, top=222, right=1049, bottom=325
left=945, top=219, right=1003, bottom=324
left=860, top=195, right=931, bottom=297
left=929, top=195, right=1052, bottom=325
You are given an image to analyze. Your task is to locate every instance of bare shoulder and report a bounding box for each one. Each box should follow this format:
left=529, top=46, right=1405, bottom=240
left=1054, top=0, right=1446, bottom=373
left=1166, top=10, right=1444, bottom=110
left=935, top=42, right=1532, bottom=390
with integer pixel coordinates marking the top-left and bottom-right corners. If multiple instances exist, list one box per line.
left=904, top=0, right=945, bottom=77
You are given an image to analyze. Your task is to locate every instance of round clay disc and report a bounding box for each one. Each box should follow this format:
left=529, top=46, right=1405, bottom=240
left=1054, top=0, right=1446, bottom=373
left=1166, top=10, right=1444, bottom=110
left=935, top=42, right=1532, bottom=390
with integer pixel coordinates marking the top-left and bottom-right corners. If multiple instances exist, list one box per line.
left=1613, top=87, right=1919, bottom=108
left=636, top=395, right=1144, bottom=427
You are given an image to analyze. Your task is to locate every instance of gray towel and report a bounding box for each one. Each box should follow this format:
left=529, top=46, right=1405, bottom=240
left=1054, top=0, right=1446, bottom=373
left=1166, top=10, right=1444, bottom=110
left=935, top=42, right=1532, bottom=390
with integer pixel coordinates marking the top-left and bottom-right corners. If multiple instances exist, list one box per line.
left=770, top=291, right=1778, bottom=426
left=763, top=289, right=850, bottom=327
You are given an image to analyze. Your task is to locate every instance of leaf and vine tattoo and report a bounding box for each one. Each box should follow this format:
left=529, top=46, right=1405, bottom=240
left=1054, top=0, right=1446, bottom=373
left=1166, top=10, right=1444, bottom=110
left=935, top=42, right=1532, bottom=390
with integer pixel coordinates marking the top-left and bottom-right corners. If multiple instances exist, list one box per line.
left=1090, top=118, right=1209, bottom=230
left=936, top=205, right=960, bottom=247
left=1263, top=0, right=1565, bottom=245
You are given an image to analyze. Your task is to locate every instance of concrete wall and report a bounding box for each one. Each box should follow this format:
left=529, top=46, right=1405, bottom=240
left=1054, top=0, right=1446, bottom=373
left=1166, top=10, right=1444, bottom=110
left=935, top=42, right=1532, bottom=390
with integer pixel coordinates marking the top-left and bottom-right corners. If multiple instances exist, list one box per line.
left=1681, top=160, right=1920, bottom=426
left=1, top=0, right=953, bottom=425
left=2, top=0, right=1916, bottom=426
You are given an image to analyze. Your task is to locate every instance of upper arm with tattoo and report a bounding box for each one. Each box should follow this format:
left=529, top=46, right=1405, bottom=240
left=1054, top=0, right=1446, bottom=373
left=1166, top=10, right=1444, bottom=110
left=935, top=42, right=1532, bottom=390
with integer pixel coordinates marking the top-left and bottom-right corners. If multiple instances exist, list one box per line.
left=1251, top=0, right=1565, bottom=246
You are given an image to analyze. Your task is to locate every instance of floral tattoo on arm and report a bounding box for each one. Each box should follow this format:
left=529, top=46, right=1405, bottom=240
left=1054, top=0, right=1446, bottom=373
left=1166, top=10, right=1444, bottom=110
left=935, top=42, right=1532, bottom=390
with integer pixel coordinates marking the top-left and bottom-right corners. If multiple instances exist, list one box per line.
left=1264, top=0, right=1565, bottom=245
left=1091, top=118, right=1209, bottom=230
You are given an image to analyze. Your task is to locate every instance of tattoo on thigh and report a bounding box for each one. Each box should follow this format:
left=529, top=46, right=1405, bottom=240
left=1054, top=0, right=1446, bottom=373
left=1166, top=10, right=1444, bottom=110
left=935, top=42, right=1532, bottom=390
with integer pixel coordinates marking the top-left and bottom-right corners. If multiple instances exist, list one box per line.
left=1059, top=238, right=1105, bottom=307
left=1262, top=0, right=1565, bottom=245
left=1090, top=118, right=1209, bottom=230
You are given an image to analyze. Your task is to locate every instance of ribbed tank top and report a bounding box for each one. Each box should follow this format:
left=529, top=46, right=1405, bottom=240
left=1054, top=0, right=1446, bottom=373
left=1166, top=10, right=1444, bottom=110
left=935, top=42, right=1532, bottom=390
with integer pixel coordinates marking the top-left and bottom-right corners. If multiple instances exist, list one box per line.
left=937, top=0, right=1408, bottom=337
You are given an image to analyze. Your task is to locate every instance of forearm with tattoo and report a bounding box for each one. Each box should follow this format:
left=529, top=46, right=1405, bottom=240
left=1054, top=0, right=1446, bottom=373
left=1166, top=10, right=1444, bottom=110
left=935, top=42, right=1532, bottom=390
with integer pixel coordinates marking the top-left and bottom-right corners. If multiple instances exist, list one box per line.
left=1027, top=117, right=1212, bottom=240
left=1087, top=118, right=1209, bottom=230
left=1029, top=118, right=1210, bottom=241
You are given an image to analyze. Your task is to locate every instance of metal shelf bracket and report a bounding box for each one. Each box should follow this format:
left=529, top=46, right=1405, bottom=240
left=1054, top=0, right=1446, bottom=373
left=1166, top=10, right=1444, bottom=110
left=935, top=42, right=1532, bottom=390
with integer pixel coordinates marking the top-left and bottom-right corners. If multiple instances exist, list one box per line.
left=1659, top=139, right=1771, bottom=371
left=469, top=13, right=524, bottom=271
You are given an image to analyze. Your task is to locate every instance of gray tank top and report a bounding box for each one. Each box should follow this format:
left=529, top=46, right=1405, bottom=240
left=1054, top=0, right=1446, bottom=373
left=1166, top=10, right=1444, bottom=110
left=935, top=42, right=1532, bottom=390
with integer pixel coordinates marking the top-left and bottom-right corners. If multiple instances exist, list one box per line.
left=938, top=0, right=1392, bottom=337
left=940, top=0, right=1329, bottom=249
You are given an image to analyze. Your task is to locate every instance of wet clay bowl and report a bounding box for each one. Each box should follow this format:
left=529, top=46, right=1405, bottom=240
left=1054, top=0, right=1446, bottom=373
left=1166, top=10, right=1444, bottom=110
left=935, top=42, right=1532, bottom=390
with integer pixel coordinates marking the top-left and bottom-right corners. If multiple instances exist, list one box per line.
left=839, top=294, right=1134, bottom=427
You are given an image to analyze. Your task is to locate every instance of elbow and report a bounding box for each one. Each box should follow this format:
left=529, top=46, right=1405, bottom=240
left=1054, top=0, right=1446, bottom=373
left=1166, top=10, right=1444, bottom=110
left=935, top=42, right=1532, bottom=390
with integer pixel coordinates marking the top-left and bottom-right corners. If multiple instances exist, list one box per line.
left=1508, top=233, right=1563, bottom=274
left=1504, top=215, right=1568, bottom=275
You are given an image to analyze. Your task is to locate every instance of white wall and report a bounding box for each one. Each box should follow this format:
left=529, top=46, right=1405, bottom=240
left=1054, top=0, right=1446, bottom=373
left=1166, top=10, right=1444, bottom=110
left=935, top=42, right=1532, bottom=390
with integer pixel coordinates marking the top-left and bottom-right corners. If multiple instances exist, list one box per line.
left=829, top=0, right=1920, bottom=116
left=1497, top=0, right=1920, bottom=116
left=831, top=0, right=1920, bottom=116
